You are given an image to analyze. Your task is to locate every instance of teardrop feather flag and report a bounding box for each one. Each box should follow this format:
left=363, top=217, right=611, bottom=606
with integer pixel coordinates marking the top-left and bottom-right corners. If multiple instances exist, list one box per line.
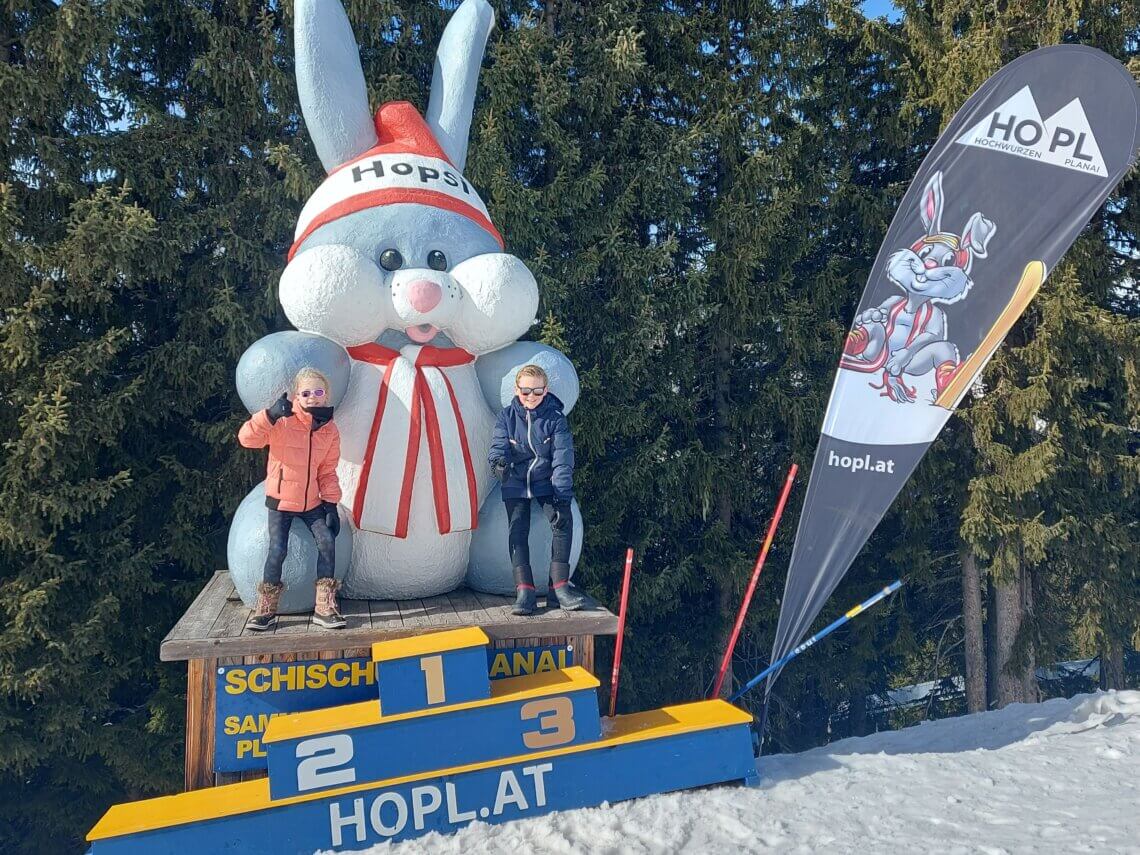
left=764, top=45, right=1140, bottom=706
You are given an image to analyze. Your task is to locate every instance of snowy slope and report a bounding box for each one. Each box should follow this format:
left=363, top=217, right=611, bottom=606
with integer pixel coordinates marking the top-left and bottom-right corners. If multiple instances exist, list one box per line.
left=337, top=690, right=1140, bottom=855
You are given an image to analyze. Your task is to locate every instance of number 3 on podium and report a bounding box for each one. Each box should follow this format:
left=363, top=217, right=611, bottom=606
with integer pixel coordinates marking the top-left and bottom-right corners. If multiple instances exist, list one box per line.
left=520, top=697, right=576, bottom=748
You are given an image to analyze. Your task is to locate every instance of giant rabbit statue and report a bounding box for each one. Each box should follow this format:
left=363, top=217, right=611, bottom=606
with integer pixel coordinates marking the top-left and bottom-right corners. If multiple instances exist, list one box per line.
left=229, top=0, right=582, bottom=613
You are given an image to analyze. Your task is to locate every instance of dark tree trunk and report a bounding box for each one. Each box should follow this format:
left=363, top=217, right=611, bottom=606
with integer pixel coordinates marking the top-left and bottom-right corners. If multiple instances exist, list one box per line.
left=991, top=570, right=1025, bottom=708
left=1019, top=564, right=1038, bottom=703
left=848, top=688, right=868, bottom=738
left=985, top=574, right=999, bottom=707
left=1100, top=638, right=1125, bottom=691
left=960, top=546, right=987, bottom=713
left=713, top=328, right=734, bottom=697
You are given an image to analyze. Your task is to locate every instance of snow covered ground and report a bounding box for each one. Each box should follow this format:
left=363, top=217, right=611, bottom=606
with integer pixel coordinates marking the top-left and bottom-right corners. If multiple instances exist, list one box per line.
left=343, top=690, right=1140, bottom=855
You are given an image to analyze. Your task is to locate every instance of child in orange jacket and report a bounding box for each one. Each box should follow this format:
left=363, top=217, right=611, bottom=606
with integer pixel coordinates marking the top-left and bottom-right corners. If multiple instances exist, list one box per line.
left=238, top=367, right=345, bottom=631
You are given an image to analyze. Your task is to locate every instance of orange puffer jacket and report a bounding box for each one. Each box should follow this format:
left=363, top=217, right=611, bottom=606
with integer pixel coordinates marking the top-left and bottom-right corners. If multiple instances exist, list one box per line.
left=238, top=407, right=342, bottom=513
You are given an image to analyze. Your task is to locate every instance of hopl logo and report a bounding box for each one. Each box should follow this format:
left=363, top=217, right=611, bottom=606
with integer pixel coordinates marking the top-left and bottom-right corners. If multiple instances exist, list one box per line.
left=956, top=85, right=1107, bottom=177
left=827, top=448, right=895, bottom=474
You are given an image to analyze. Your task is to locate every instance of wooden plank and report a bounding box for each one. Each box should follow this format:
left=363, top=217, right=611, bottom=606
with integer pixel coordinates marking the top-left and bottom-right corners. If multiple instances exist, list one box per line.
left=209, top=592, right=251, bottom=640
left=339, top=596, right=371, bottom=633
left=161, top=610, right=618, bottom=659
left=160, top=586, right=617, bottom=660
left=183, top=657, right=217, bottom=791
left=273, top=610, right=312, bottom=637
left=396, top=598, right=432, bottom=628
left=469, top=588, right=514, bottom=625
left=164, top=573, right=233, bottom=646
left=571, top=635, right=596, bottom=675
left=444, top=587, right=492, bottom=625
left=369, top=599, right=403, bottom=630
left=418, top=594, right=457, bottom=627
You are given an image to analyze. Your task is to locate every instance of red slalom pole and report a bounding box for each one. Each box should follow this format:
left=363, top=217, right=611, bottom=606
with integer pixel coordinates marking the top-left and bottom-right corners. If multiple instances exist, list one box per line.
left=608, top=547, right=635, bottom=718
left=710, top=463, right=798, bottom=700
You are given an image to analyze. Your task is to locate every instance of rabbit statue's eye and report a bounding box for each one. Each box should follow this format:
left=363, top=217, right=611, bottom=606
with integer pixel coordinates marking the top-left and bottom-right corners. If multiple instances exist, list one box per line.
left=427, top=250, right=448, bottom=271
left=379, top=249, right=404, bottom=271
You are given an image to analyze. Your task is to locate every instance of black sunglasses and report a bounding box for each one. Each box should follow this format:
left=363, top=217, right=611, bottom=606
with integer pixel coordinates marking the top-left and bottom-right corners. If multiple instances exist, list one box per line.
left=517, top=386, right=547, bottom=396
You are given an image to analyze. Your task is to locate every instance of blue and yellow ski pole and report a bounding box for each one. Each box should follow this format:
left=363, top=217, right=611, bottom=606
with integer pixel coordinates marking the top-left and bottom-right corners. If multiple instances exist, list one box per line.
left=730, top=580, right=903, bottom=703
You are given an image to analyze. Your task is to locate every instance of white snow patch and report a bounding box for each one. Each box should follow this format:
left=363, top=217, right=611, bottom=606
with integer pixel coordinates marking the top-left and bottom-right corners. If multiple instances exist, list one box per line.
left=327, top=690, right=1140, bottom=854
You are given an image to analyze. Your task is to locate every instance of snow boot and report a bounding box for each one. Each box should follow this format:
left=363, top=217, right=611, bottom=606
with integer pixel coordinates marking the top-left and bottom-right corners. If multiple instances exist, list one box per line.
left=548, top=561, right=588, bottom=611
left=512, top=565, right=537, bottom=616
left=313, top=578, right=346, bottom=629
left=246, top=581, right=283, bottom=632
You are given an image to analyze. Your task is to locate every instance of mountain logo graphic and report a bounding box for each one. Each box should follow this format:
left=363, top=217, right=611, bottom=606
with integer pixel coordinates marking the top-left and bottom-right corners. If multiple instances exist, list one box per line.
left=956, top=86, right=1106, bottom=177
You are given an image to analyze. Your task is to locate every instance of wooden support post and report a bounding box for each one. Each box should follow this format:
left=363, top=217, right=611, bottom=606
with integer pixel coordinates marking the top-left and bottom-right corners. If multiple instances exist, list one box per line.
left=184, top=657, right=217, bottom=791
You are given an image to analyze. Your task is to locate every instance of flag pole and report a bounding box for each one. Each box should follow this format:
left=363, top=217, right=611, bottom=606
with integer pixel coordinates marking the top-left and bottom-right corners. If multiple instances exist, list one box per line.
left=730, top=580, right=903, bottom=703
left=710, top=463, right=798, bottom=699
left=608, top=547, right=635, bottom=717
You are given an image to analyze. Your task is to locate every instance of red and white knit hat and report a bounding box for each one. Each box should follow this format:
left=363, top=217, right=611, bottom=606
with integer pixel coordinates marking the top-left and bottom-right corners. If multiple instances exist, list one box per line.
left=288, top=101, right=504, bottom=261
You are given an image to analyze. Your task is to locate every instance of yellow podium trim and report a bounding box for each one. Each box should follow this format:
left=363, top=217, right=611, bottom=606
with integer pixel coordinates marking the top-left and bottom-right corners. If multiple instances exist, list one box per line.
left=371, top=626, right=489, bottom=662
left=264, top=666, right=601, bottom=743
left=88, top=700, right=752, bottom=841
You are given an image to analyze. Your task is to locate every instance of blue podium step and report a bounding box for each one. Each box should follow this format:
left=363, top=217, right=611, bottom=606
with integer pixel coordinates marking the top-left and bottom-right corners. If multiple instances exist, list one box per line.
left=263, top=666, right=603, bottom=799
left=86, top=701, right=758, bottom=854
left=371, top=628, right=492, bottom=715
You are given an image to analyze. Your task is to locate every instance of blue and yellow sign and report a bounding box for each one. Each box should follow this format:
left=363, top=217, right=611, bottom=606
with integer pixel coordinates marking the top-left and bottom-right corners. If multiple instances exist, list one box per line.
left=215, top=660, right=377, bottom=772
left=214, top=645, right=574, bottom=773
left=487, top=645, right=574, bottom=679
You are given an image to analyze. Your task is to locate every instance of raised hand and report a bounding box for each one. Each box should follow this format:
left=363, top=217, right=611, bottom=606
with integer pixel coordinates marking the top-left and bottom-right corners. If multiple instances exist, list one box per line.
left=266, top=393, right=293, bottom=424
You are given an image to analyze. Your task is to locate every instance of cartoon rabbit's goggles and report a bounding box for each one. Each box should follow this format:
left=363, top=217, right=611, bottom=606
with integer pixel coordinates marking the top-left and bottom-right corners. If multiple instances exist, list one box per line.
left=909, top=233, right=970, bottom=268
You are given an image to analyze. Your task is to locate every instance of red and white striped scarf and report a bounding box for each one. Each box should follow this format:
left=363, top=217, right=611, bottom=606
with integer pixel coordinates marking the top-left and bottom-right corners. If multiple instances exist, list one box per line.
left=345, top=343, right=480, bottom=538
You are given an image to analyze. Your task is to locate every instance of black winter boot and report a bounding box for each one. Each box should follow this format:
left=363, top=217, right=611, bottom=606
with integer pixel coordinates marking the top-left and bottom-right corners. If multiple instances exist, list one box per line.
left=548, top=561, right=588, bottom=611
left=512, top=565, right=537, bottom=616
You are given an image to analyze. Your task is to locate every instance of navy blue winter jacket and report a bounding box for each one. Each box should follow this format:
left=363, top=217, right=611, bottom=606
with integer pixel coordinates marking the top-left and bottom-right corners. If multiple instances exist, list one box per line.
left=488, top=394, right=574, bottom=501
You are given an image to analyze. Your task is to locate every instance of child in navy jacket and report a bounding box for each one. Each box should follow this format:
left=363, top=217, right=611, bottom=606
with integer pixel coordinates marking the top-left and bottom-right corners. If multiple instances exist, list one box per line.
left=488, top=364, right=587, bottom=615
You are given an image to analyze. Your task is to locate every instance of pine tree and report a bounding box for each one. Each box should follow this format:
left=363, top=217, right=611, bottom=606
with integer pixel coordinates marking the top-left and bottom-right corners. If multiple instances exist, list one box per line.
left=472, top=0, right=727, bottom=704
left=0, top=3, right=307, bottom=850
left=897, top=0, right=1140, bottom=708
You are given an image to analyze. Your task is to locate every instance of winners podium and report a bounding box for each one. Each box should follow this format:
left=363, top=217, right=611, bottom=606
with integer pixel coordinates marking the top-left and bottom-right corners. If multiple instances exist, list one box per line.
left=87, top=626, right=758, bottom=853
left=160, top=571, right=621, bottom=789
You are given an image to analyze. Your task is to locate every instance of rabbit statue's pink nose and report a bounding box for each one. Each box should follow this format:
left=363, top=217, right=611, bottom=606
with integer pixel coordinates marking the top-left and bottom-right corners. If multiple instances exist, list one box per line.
left=923, top=258, right=939, bottom=269
left=406, top=279, right=442, bottom=313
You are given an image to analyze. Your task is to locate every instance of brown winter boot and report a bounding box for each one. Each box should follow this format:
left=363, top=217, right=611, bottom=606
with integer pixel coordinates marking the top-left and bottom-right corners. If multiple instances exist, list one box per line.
left=314, top=578, right=346, bottom=629
left=246, top=581, right=283, bottom=632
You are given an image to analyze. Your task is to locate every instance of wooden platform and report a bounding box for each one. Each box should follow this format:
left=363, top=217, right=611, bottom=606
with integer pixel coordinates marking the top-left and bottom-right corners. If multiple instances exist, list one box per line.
left=167, top=572, right=619, bottom=790
left=161, top=572, right=619, bottom=661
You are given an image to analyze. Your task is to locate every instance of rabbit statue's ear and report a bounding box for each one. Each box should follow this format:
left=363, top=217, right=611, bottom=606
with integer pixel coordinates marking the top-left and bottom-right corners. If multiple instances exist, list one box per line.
left=426, top=0, right=496, bottom=171
left=961, top=212, right=997, bottom=258
left=295, top=0, right=379, bottom=173
left=918, top=171, right=945, bottom=235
